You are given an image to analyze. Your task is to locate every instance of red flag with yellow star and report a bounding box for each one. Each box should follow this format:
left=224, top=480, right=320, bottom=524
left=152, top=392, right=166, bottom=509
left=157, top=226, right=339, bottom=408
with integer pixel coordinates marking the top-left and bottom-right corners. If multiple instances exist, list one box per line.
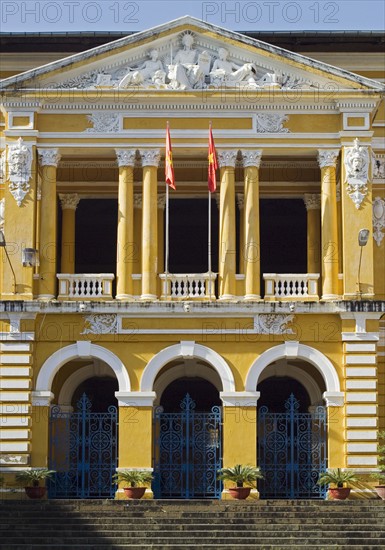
left=208, top=124, right=218, bottom=193
left=165, top=123, right=175, bottom=190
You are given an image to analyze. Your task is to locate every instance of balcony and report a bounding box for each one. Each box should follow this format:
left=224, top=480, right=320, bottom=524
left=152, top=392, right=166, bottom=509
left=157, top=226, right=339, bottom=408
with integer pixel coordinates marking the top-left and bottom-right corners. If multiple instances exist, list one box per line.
left=56, top=272, right=320, bottom=301
left=57, top=274, right=114, bottom=300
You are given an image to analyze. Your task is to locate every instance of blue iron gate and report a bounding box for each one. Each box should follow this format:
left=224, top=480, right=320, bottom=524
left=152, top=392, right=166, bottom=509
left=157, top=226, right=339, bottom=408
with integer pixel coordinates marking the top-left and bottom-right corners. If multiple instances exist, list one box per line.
left=153, top=394, right=222, bottom=499
left=48, top=393, right=117, bottom=499
left=258, top=394, right=327, bottom=499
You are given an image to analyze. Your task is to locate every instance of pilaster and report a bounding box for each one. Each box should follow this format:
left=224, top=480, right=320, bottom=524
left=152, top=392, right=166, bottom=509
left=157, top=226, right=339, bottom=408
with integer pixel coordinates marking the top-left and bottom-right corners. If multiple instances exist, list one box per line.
left=37, top=148, right=61, bottom=300
left=303, top=193, right=321, bottom=276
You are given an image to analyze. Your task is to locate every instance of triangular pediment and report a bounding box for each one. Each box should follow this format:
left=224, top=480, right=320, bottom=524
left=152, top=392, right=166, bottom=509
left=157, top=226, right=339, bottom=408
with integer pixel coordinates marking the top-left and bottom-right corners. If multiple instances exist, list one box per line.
left=1, top=16, right=383, bottom=93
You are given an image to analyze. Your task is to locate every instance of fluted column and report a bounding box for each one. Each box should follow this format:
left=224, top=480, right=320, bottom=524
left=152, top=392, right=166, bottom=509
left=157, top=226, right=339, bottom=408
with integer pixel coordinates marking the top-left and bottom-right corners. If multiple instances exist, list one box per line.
left=59, top=194, right=80, bottom=274
left=37, top=148, right=61, bottom=299
left=318, top=150, right=340, bottom=300
left=133, top=194, right=142, bottom=276
left=303, top=194, right=321, bottom=275
left=218, top=150, right=238, bottom=300
left=115, top=149, right=136, bottom=300
left=140, top=149, right=160, bottom=300
left=242, top=150, right=262, bottom=300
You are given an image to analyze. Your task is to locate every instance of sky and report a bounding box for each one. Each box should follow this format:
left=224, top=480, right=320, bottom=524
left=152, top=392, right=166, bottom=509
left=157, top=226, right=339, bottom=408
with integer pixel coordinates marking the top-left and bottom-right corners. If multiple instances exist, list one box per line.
left=1, top=0, right=384, bottom=33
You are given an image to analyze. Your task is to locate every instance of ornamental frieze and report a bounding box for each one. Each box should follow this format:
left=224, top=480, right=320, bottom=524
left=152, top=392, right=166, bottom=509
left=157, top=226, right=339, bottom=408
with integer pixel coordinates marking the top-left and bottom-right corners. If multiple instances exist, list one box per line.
left=7, top=138, right=33, bottom=206
left=53, top=32, right=317, bottom=92
left=254, top=314, right=295, bottom=335
left=255, top=114, right=289, bottom=133
left=81, top=314, right=118, bottom=334
left=344, top=138, right=370, bottom=209
left=373, top=197, right=385, bottom=247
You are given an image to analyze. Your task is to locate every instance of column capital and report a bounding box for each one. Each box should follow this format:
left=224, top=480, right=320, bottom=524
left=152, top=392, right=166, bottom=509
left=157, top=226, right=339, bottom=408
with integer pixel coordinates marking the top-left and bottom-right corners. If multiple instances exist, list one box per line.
left=304, top=193, right=321, bottom=211
left=237, top=193, right=244, bottom=210
left=115, top=148, right=136, bottom=167
left=59, top=193, right=80, bottom=211
left=241, top=149, right=263, bottom=168
left=217, top=150, right=238, bottom=168
left=157, top=194, right=166, bottom=209
left=318, top=149, right=340, bottom=168
left=37, top=148, right=61, bottom=167
left=140, top=149, right=161, bottom=168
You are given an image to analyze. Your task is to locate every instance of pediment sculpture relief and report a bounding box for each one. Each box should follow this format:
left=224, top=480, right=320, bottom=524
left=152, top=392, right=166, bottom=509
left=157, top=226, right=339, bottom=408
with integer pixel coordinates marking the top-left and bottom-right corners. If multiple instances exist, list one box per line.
left=55, top=32, right=315, bottom=91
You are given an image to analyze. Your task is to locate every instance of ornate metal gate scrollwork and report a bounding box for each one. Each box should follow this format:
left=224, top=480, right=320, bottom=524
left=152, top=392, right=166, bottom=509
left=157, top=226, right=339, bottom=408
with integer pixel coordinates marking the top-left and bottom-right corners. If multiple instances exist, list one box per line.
left=258, top=394, right=327, bottom=499
left=153, top=393, right=222, bottom=499
left=48, top=393, right=117, bottom=498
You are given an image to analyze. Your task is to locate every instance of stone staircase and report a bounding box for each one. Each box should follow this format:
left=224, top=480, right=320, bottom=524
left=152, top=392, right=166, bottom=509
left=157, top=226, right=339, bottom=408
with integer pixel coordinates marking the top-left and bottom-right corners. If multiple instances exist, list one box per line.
left=1, top=499, right=385, bottom=549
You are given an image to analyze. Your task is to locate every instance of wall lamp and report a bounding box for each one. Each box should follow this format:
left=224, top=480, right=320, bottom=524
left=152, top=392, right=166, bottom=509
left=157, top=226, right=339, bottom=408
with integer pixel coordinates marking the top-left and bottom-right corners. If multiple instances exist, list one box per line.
left=357, top=228, right=370, bottom=299
left=0, top=229, right=17, bottom=293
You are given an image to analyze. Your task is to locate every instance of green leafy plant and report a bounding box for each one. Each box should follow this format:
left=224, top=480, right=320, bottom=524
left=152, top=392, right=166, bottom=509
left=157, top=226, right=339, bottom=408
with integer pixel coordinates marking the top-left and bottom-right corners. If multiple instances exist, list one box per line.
left=217, top=464, right=263, bottom=488
left=317, top=468, right=358, bottom=489
left=112, top=470, right=153, bottom=488
left=15, top=469, right=55, bottom=488
left=371, top=430, right=385, bottom=484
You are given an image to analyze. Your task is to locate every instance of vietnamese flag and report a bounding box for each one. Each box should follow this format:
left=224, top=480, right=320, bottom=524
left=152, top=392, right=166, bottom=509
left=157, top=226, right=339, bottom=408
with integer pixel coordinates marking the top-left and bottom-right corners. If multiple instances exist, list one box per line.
left=165, top=123, right=176, bottom=190
left=208, top=124, right=218, bottom=193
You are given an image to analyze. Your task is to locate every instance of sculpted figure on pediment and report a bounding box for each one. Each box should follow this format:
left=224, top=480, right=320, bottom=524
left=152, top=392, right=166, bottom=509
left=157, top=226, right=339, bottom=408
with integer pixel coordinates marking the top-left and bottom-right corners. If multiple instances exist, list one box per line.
left=119, top=49, right=166, bottom=88
left=168, top=32, right=206, bottom=90
left=210, top=47, right=258, bottom=87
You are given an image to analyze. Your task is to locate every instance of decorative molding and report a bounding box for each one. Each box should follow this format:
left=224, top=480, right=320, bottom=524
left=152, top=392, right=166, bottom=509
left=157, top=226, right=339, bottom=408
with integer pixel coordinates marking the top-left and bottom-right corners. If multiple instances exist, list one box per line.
left=317, top=149, right=339, bottom=168
left=37, top=148, right=61, bottom=167
left=86, top=113, right=119, bottom=133
left=236, top=193, right=244, bottom=210
left=81, top=314, right=118, bottom=335
left=59, top=193, right=80, bottom=211
left=134, top=194, right=142, bottom=208
left=217, top=150, right=238, bottom=168
left=373, top=196, right=385, bottom=246
left=255, top=113, right=289, bottom=133
left=220, top=391, right=260, bottom=407
left=139, top=149, right=160, bottom=167
left=7, top=138, right=33, bottom=206
left=157, top=194, right=166, bottom=209
left=115, top=148, right=136, bottom=167
left=303, top=193, right=321, bottom=211
left=254, top=314, right=295, bottom=335
left=323, top=391, right=345, bottom=407
left=241, top=149, right=263, bottom=168
left=344, top=139, right=370, bottom=209
left=0, top=198, right=4, bottom=230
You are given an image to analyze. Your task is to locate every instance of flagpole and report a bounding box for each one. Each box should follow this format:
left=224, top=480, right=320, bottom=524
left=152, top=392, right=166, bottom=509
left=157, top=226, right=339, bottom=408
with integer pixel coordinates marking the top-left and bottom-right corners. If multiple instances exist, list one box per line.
left=208, top=189, right=212, bottom=301
left=165, top=181, right=169, bottom=300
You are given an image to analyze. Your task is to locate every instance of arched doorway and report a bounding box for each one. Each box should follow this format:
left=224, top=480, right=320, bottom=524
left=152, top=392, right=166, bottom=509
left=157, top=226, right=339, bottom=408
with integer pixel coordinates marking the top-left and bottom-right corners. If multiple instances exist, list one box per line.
left=153, top=364, right=222, bottom=499
left=48, top=362, right=118, bottom=499
left=257, top=361, right=327, bottom=499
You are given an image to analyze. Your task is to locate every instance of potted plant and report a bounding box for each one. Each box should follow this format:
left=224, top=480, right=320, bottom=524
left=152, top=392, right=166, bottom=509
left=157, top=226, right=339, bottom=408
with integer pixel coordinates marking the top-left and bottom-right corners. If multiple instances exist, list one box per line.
left=371, top=430, right=385, bottom=500
left=112, top=469, right=153, bottom=499
left=217, top=464, right=263, bottom=500
left=15, top=469, right=55, bottom=499
left=317, top=468, right=358, bottom=500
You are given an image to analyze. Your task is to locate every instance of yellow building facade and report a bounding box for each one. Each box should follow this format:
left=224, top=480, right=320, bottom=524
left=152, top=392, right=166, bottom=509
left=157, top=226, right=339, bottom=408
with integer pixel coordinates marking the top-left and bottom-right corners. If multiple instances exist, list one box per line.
left=1, top=17, right=385, bottom=500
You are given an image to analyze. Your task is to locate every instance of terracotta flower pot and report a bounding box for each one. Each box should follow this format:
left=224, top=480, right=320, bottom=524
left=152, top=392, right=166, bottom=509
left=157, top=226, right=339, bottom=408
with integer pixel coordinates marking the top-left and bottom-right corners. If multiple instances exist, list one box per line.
left=123, top=486, right=146, bottom=499
left=374, top=486, right=385, bottom=500
left=24, top=486, right=46, bottom=499
left=329, top=487, right=351, bottom=500
left=228, top=487, right=251, bottom=500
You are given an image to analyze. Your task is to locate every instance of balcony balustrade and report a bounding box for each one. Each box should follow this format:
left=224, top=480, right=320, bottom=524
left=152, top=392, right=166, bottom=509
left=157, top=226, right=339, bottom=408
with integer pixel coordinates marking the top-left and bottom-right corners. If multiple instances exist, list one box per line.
left=57, top=274, right=114, bottom=300
left=159, top=272, right=217, bottom=300
left=263, top=273, right=320, bottom=301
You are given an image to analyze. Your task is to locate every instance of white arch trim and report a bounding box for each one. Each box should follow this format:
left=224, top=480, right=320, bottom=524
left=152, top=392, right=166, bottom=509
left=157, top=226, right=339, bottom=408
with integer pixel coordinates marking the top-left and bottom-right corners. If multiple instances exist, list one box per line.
left=140, top=341, right=235, bottom=393
left=245, top=342, right=342, bottom=404
left=35, top=341, right=131, bottom=395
